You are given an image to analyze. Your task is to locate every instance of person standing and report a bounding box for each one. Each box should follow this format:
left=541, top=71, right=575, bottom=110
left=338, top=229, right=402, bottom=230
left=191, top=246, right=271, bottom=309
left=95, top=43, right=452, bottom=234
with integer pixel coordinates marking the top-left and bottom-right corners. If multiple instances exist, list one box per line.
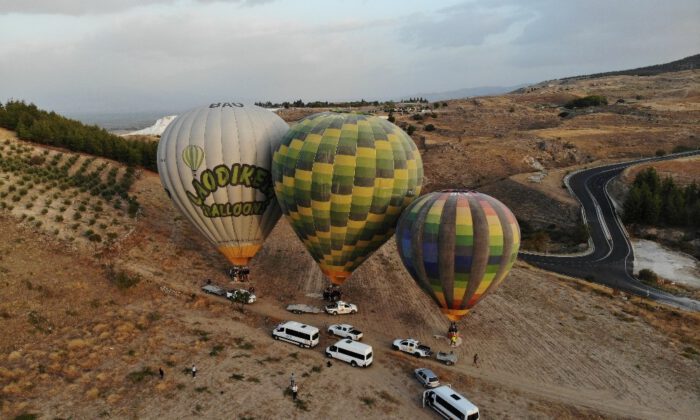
left=473, top=354, right=479, bottom=367
left=291, top=383, right=298, bottom=401
left=290, top=372, right=295, bottom=387
left=192, top=364, right=197, bottom=379
left=159, top=367, right=164, bottom=380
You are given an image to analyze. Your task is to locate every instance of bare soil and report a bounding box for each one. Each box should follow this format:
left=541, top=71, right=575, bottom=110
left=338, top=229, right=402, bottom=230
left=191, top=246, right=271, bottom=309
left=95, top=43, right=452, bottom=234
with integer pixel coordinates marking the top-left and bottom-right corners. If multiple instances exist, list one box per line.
left=2, top=70, right=700, bottom=419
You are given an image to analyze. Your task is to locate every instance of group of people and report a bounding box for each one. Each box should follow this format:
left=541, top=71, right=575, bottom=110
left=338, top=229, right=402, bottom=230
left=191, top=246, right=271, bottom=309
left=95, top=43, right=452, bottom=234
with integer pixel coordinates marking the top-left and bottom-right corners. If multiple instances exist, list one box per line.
left=448, top=322, right=459, bottom=347
left=227, top=266, right=250, bottom=282
left=322, top=285, right=342, bottom=302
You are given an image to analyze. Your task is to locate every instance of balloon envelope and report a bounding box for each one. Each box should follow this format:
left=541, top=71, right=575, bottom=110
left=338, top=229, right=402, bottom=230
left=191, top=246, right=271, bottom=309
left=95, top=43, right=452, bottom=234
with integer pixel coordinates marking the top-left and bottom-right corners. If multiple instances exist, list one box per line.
left=396, top=190, right=520, bottom=321
left=272, top=112, right=423, bottom=284
left=157, top=103, right=289, bottom=266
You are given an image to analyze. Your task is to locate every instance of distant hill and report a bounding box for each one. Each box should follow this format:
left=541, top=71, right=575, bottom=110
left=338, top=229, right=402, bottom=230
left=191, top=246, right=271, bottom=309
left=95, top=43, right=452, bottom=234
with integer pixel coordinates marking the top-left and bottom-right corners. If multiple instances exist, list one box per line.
left=562, top=53, right=699, bottom=80
left=125, top=115, right=177, bottom=137
left=405, top=84, right=529, bottom=102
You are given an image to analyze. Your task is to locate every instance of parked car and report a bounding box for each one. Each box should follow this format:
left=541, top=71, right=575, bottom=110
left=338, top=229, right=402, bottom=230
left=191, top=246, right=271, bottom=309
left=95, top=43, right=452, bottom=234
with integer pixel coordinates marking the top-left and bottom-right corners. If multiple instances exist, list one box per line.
left=414, top=368, right=440, bottom=388
left=325, top=301, right=357, bottom=315
left=325, top=339, right=373, bottom=367
left=271, top=321, right=320, bottom=348
left=423, top=385, right=479, bottom=420
left=392, top=338, right=432, bottom=357
left=327, top=324, right=363, bottom=341
left=201, top=284, right=225, bottom=296
left=226, top=288, right=256, bottom=304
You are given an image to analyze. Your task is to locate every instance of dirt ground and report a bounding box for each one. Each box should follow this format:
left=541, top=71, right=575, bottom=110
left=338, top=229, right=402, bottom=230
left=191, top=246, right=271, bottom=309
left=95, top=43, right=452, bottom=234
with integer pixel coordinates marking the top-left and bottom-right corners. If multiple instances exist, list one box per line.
left=2, top=70, right=700, bottom=419
left=1, top=170, right=699, bottom=419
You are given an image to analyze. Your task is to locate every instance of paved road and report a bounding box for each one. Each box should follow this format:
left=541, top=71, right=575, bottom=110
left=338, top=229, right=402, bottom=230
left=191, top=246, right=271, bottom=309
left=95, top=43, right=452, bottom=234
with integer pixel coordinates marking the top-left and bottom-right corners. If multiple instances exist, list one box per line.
left=520, top=151, right=700, bottom=312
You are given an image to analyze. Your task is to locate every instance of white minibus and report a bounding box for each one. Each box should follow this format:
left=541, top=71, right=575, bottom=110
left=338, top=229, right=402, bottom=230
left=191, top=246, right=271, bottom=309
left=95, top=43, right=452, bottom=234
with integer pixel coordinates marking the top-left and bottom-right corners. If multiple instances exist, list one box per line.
left=271, top=321, right=320, bottom=348
left=325, top=339, right=373, bottom=367
left=423, top=385, right=479, bottom=420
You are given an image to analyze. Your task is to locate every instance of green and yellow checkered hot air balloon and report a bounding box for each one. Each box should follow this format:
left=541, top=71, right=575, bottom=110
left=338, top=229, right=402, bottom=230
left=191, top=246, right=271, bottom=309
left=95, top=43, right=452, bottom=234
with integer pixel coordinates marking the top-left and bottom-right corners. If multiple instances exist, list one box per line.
left=272, top=112, right=424, bottom=285
left=395, top=190, right=520, bottom=322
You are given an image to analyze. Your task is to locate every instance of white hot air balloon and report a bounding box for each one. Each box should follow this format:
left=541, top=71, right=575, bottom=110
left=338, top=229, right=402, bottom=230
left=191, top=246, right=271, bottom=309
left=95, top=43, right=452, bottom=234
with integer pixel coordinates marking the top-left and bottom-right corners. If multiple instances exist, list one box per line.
left=157, top=102, right=289, bottom=267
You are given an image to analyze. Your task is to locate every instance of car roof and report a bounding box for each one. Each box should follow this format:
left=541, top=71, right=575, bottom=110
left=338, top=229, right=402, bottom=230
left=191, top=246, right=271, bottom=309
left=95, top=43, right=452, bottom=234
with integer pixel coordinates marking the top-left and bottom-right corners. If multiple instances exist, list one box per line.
left=430, top=386, right=478, bottom=412
left=334, top=338, right=372, bottom=352
left=416, top=368, right=436, bottom=376
left=280, top=321, right=319, bottom=332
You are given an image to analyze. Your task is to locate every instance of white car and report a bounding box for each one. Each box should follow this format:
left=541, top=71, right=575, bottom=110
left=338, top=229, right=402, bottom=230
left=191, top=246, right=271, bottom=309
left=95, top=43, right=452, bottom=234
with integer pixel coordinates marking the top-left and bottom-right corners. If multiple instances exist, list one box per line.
left=392, top=338, right=432, bottom=357
left=325, top=301, right=357, bottom=315
left=414, top=368, right=440, bottom=388
left=328, top=324, right=363, bottom=341
left=226, top=289, right=256, bottom=304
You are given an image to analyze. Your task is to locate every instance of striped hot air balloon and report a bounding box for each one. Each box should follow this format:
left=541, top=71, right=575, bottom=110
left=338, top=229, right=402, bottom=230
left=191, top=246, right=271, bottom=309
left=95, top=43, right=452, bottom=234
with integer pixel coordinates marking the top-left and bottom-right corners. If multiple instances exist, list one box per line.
left=182, top=145, right=205, bottom=174
left=395, top=190, right=520, bottom=321
left=157, top=102, right=289, bottom=267
left=272, top=112, right=423, bottom=285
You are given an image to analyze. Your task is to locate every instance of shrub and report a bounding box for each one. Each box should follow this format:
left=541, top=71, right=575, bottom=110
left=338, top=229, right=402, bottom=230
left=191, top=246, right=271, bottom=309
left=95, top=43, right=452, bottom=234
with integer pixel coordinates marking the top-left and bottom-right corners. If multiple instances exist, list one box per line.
left=424, top=124, right=435, bottom=132
left=672, top=145, right=696, bottom=153
left=54, top=215, right=64, bottom=222
left=564, top=95, right=608, bottom=109
left=638, top=269, right=658, bottom=283
left=127, top=367, right=156, bottom=383
left=105, top=265, right=140, bottom=289
left=406, top=125, right=416, bottom=135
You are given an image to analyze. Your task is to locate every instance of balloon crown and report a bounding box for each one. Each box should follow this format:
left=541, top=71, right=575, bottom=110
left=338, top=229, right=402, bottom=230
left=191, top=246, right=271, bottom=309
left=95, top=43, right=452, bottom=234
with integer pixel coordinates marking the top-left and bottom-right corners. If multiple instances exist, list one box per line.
left=438, top=189, right=476, bottom=194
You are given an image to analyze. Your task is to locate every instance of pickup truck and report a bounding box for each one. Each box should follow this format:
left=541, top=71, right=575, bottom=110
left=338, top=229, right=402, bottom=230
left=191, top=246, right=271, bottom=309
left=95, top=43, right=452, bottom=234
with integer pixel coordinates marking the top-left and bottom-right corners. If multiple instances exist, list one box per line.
left=325, top=301, right=358, bottom=315
left=327, top=324, right=363, bottom=341
left=392, top=338, right=432, bottom=357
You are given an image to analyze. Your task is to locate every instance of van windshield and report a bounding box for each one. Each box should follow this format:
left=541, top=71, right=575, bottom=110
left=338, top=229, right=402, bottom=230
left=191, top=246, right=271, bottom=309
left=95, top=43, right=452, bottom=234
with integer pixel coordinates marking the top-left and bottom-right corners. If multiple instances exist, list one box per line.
left=312, top=332, right=319, bottom=340
left=366, top=352, right=372, bottom=360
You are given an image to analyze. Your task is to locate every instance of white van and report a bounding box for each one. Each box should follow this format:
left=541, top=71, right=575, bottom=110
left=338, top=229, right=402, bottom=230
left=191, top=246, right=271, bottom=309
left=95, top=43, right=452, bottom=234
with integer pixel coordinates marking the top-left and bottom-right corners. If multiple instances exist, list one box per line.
left=325, top=339, right=373, bottom=367
left=271, top=321, right=320, bottom=348
left=423, top=385, right=479, bottom=420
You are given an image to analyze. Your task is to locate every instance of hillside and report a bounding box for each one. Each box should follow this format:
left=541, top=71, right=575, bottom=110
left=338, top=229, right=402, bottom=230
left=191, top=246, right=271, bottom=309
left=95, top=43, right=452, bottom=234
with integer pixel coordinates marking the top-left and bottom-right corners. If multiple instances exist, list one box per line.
left=2, top=69, right=700, bottom=419
left=561, top=53, right=700, bottom=80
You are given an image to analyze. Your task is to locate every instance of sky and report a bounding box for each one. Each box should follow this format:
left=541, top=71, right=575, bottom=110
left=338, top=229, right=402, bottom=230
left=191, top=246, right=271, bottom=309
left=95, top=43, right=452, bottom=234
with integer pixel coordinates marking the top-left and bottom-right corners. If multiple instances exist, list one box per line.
left=0, top=0, right=698, bottom=114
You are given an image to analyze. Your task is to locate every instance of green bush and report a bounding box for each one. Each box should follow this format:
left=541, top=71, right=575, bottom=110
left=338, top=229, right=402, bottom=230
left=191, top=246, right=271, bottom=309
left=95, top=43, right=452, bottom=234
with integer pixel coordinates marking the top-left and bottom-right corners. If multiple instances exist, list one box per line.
left=424, top=124, right=435, bottom=132
left=564, top=95, right=608, bottom=109
left=638, top=269, right=658, bottom=283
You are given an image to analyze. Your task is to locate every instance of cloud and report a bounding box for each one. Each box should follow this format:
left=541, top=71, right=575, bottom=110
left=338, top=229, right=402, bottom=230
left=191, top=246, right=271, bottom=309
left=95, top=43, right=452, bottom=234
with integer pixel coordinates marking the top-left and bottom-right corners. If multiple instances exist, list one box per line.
left=400, top=1, right=533, bottom=48
left=0, top=5, right=406, bottom=112
left=0, top=0, right=276, bottom=15
left=508, top=0, right=700, bottom=72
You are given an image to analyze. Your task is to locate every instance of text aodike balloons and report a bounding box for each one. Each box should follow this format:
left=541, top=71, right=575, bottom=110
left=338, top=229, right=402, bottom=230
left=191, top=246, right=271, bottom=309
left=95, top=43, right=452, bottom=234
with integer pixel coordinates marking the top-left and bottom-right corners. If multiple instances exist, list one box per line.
left=396, top=190, right=520, bottom=321
left=157, top=102, right=289, bottom=266
left=272, top=112, right=424, bottom=285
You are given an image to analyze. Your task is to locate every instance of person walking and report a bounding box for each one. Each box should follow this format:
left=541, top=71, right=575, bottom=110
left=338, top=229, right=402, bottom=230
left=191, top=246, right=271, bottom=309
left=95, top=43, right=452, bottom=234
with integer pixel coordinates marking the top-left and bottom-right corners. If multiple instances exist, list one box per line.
left=290, top=372, right=295, bottom=387
left=291, top=383, right=298, bottom=401
left=473, top=353, right=479, bottom=367
left=191, top=364, right=197, bottom=379
left=159, top=367, right=164, bottom=380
